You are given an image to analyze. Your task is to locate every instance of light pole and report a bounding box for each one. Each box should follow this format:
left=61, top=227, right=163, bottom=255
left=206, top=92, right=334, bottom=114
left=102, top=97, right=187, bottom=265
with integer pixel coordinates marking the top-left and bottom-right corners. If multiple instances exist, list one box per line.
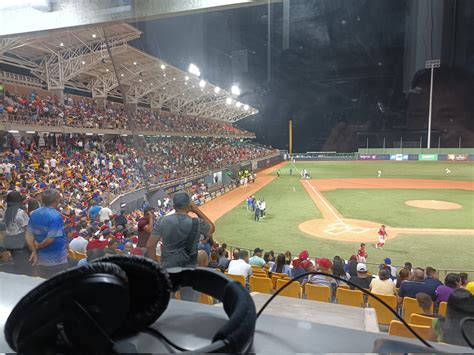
left=425, top=59, right=440, bottom=149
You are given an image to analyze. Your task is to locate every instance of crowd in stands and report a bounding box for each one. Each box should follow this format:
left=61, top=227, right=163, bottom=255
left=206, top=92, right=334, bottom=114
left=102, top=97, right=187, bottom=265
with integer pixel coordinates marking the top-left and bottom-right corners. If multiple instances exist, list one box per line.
left=0, top=90, right=251, bottom=136
left=0, top=132, right=274, bottom=198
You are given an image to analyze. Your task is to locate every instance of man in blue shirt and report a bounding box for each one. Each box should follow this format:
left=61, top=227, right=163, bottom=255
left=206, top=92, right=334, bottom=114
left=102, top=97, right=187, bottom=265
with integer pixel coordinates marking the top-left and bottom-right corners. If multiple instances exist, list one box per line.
left=25, top=189, right=68, bottom=279
left=423, top=266, right=443, bottom=299
left=397, top=268, right=434, bottom=303
left=88, top=200, right=102, bottom=222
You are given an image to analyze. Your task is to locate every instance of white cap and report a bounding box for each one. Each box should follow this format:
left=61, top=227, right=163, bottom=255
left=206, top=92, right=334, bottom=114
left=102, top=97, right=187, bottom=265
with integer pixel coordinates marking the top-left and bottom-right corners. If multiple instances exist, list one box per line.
left=357, top=263, right=368, bottom=272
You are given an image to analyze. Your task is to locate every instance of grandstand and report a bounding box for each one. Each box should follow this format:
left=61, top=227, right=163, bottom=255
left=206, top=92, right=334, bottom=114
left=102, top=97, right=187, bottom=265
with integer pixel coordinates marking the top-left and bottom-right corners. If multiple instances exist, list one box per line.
left=1, top=3, right=473, bottom=354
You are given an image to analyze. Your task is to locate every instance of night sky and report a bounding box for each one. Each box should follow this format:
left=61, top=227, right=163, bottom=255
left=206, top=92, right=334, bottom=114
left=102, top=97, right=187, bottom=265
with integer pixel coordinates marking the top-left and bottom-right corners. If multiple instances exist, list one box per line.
left=134, top=0, right=474, bottom=151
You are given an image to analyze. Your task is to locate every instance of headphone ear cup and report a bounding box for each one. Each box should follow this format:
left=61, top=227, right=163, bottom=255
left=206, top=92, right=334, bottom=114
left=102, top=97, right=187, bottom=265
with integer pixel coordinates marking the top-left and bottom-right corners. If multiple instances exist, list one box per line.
left=92, top=255, right=172, bottom=336
left=4, top=263, right=129, bottom=352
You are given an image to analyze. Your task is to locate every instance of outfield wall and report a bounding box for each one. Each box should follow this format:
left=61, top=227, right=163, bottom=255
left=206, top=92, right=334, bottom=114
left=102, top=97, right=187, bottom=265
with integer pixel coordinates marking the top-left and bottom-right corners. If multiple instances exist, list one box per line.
left=291, top=150, right=474, bottom=161
left=358, top=148, right=474, bottom=154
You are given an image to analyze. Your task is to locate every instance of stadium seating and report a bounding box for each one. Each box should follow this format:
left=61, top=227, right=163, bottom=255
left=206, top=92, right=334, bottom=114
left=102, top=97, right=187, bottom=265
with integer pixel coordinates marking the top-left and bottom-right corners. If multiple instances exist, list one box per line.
left=368, top=293, right=398, bottom=326
left=1, top=89, right=252, bottom=137
left=402, top=297, right=432, bottom=321
left=271, top=272, right=289, bottom=288
left=336, top=288, right=365, bottom=308
left=225, top=273, right=246, bottom=287
left=199, top=293, right=214, bottom=305
left=249, top=276, right=273, bottom=294
left=438, top=302, right=447, bottom=317
left=388, top=320, right=431, bottom=340
left=409, top=314, right=436, bottom=327
left=276, top=279, right=302, bottom=298
left=305, top=284, right=331, bottom=303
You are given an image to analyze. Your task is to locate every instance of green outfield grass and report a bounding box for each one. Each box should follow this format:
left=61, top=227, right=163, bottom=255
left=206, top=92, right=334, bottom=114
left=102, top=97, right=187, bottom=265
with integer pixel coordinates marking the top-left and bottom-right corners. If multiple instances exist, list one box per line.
left=324, top=189, right=474, bottom=229
left=280, top=161, right=474, bottom=181
left=214, top=161, right=474, bottom=271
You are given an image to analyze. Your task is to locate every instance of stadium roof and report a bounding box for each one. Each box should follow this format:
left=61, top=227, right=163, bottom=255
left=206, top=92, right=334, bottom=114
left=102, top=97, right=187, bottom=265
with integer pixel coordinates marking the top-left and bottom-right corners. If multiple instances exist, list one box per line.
left=0, top=23, right=258, bottom=122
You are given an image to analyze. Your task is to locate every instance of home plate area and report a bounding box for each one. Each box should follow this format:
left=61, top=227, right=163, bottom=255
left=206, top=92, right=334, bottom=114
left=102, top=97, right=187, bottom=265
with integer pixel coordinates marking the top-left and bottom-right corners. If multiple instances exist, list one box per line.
left=324, top=222, right=371, bottom=235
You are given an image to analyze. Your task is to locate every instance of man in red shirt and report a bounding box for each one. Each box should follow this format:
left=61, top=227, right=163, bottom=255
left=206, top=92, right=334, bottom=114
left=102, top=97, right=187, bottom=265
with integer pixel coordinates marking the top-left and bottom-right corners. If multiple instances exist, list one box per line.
left=375, top=225, right=388, bottom=249
left=137, top=207, right=154, bottom=248
left=357, top=243, right=367, bottom=263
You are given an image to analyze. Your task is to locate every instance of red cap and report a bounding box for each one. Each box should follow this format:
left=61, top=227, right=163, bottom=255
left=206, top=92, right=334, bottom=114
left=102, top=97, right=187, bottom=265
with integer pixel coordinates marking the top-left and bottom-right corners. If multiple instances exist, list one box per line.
left=299, top=250, right=309, bottom=261
left=316, top=258, right=332, bottom=270
left=292, top=259, right=302, bottom=268
left=301, top=260, right=313, bottom=270
left=86, top=239, right=108, bottom=251
left=100, top=225, right=109, bottom=231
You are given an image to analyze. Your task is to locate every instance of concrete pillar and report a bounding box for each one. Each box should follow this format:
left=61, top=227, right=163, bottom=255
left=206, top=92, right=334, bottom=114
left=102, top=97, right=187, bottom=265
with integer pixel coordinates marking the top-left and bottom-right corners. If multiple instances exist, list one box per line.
left=127, top=103, right=137, bottom=114
left=51, top=88, right=64, bottom=104
left=95, top=97, right=107, bottom=110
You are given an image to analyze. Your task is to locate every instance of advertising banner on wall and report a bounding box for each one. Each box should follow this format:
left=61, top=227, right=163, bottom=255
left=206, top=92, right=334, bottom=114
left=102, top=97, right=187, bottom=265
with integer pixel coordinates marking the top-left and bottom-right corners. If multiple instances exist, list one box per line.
left=163, top=177, right=205, bottom=195
left=359, top=155, right=378, bottom=160
left=419, top=154, right=438, bottom=161
left=447, top=154, right=469, bottom=161
left=390, top=154, right=409, bottom=161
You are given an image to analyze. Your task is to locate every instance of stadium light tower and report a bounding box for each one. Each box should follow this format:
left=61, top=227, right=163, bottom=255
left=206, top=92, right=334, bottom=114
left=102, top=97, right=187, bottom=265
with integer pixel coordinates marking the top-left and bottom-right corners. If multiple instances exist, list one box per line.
left=188, top=63, right=201, bottom=77
left=425, top=59, right=440, bottom=149
left=231, top=85, right=241, bottom=96
left=199, top=80, right=206, bottom=88
left=226, top=97, right=232, bottom=105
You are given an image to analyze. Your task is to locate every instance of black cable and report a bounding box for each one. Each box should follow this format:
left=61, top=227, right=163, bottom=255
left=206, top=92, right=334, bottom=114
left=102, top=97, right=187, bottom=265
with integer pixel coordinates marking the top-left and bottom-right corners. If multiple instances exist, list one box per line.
left=256, top=271, right=435, bottom=349
left=460, top=317, right=474, bottom=349
left=144, top=327, right=190, bottom=352
left=101, top=27, right=152, bottom=199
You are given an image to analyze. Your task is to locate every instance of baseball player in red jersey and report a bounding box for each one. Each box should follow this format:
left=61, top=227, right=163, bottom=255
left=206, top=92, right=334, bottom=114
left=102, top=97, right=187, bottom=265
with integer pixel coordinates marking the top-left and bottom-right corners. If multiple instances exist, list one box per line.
left=357, top=243, right=367, bottom=263
left=375, top=225, right=388, bottom=249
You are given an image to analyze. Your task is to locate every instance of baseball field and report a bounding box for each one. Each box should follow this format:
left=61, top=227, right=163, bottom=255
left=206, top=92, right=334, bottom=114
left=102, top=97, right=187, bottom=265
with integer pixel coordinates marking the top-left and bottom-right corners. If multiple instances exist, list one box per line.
left=202, top=161, right=474, bottom=271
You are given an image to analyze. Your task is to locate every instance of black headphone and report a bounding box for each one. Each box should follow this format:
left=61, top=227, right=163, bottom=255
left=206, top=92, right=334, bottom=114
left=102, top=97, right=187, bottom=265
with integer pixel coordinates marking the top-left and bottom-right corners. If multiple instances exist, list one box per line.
left=4, top=255, right=256, bottom=353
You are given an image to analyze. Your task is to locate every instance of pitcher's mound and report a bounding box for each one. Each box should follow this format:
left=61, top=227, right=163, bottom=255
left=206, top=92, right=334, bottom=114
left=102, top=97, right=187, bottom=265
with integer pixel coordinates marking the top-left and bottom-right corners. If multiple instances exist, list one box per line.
left=405, top=200, right=462, bottom=210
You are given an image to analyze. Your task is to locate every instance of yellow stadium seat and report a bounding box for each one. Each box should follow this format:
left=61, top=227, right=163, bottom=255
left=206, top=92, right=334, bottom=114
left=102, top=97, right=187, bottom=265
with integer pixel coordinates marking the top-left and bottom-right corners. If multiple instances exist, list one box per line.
left=388, top=320, right=431, bottom=340
left=409, top=314, right=436, bottom=327
left=199, top=293, right=214, bottom=305
left=305, top=284, right=331, bottom=303
left=276, top=279, right=301, bottom=298
left=250, top=276, right=273, bottom=294
left=336, top=288, right=365, bottom=308
left=271, top=272, right=288, bottom=288
left=225, top=273, right=246, bottom=287
left=252, top=270, right=267, bottom=277
left=338, top=284, right=350, bottom=289
left=271, top=272, right=289, bottom=278
left=402, top=297, right=432, bottom=321
left=368, top=293, right=397, bottom=325
left=438, top=302, right=447, bottom=317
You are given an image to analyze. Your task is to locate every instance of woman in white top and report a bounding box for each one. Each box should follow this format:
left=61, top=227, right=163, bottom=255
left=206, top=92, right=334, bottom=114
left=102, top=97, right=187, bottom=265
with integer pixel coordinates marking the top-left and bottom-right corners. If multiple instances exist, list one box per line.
left=2, top=191, right=31, bottom=276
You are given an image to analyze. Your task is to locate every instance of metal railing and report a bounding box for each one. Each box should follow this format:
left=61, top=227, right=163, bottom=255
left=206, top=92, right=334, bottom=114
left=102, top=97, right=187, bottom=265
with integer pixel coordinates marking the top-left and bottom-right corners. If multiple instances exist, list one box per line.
left=0, top=113, right=256, bottom=138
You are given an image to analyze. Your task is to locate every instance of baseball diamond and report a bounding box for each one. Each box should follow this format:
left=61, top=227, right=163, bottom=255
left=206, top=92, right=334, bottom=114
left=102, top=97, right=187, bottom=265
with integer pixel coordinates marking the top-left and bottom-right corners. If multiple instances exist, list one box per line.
left=208, top=161, right=474, bottom=271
